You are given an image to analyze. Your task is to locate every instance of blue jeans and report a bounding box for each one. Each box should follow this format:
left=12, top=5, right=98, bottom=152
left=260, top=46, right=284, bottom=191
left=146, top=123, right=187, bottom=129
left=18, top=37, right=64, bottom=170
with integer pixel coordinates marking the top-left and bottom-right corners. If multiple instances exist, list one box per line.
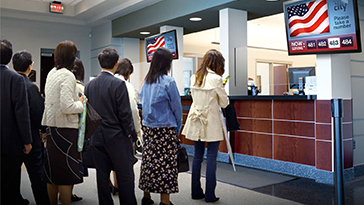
left=191, top=140, right=220, bottom=202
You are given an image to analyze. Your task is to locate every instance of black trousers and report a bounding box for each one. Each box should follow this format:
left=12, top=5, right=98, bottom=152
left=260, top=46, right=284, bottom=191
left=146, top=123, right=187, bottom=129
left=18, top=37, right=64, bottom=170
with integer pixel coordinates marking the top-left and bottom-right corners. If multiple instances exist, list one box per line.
left=93, top=136, right=137, bottom=205
left=23, top=145, right=50, bottom=205
left=1, top=154, right=23, bottom=205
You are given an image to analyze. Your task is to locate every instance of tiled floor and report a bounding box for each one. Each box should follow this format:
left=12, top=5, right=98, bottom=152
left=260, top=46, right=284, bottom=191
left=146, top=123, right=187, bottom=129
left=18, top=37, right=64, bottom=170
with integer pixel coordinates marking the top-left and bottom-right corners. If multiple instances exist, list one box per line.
left=19, top=153, right=364, bottom=205
left=253, top=176, right=364, bottom=205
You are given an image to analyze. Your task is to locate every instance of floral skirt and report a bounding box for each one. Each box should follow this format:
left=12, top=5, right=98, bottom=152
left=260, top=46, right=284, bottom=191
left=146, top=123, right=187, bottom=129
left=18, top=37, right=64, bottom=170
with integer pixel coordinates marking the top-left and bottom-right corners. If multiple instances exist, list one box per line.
left=139, top=126, right=179, bottom=193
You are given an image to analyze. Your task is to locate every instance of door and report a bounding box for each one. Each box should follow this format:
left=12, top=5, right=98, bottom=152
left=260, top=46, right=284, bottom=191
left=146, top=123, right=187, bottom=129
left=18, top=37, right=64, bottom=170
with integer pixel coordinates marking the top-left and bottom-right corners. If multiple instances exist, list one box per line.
left=40, top=52, right=54, bottom=95
left=273, top=64, right=288, bottom=95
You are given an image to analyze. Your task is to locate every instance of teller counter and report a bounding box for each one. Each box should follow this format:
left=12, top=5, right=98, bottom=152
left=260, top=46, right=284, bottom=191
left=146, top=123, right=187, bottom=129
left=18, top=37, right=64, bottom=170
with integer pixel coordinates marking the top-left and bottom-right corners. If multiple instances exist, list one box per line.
left=179, top=95, right=354, bottom=184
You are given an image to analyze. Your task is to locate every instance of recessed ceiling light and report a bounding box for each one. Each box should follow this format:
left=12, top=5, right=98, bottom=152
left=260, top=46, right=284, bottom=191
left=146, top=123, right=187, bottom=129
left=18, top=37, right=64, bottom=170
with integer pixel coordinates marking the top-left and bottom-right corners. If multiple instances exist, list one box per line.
left=140, top=31, right=150, bottom=35
left=189, top=17, right=202, bottom=22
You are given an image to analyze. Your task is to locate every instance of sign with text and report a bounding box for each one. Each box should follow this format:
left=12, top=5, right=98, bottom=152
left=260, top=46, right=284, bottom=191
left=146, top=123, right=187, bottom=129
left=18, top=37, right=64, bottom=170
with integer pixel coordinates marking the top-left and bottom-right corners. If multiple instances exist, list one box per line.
left=49, top=2, right=64, bottom=14
left=283, top=0, right=361, bottom=55
left=145, top=30, right=178, bottom=62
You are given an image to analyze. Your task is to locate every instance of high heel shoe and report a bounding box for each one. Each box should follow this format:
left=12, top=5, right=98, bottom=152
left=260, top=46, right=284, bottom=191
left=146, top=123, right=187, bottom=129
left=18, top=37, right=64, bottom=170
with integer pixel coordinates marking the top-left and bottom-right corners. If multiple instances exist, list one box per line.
left=141, top=197, right=154, bottom=205
left=112, top=186, right=119, bottom=195
left=71, top=194, right=83, bottom=202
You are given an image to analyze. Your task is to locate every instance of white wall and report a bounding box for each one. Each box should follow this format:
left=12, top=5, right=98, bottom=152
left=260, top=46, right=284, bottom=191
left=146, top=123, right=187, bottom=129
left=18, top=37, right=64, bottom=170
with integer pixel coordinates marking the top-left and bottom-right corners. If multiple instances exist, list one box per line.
left=351, top=5, right=364, bottom=166
left=90, top=21, right=122, bottom=79
left=247, top=47, right=316, bottom=81
left=0, top=17, right=91, bottom=87
left=256, top=62, right=270, bottom=95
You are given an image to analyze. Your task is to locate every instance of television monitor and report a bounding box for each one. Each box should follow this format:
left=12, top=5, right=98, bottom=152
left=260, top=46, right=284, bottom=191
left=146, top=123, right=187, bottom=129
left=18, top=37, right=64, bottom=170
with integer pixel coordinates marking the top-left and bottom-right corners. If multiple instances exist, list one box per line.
left=145, top=30, right=178, bottom=62
left=288, top=67, right=316, bottom=89
left=283, top=0, right=361, bottom=55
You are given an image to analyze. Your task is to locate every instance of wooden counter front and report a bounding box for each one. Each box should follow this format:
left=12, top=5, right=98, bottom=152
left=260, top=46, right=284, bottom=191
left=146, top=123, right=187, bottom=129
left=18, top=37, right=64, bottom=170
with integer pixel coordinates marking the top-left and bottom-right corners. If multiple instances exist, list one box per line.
left=179, top=95, right=353, bottom=173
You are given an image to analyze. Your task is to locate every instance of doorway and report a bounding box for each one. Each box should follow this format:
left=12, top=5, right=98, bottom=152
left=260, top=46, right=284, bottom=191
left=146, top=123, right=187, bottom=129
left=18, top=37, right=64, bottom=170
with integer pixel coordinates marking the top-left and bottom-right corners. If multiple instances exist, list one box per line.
left=40, top=49, right=55, bottom=95
left=256, top=61, right=291, bottom=95
left=40, top=49, right=80, bottom=95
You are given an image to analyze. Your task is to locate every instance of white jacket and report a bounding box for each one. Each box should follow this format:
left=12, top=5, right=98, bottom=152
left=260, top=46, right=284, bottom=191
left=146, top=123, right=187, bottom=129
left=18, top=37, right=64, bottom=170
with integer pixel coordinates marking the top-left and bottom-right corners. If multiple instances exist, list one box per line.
left=42, top=68, right=83, bottom=129
left=182, top=69, right=229, bottom=142
left=115, top=74, right=141, bottom=133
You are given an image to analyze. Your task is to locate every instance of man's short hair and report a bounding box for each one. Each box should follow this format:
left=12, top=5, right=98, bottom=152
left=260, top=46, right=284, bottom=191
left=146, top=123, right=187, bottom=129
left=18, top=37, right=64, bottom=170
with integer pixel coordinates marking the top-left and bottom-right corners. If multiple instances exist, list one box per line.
left=98, top=47, right=119, bottom=69
left=0, top=39, right=13, bottom=65
left=13, top=50, right=32, bottom=72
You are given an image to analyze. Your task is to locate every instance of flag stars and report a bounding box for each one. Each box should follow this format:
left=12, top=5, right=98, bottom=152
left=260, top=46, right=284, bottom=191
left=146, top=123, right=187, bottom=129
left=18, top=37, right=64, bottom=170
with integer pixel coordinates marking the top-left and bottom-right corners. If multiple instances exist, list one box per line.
left=287, top=2, right=309, bottom=18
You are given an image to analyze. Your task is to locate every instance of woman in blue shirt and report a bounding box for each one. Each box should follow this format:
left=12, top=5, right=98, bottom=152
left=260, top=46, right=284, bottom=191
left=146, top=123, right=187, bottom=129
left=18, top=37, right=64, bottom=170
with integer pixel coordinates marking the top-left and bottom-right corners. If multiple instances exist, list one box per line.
left=139, top=47, right=182, bottom=205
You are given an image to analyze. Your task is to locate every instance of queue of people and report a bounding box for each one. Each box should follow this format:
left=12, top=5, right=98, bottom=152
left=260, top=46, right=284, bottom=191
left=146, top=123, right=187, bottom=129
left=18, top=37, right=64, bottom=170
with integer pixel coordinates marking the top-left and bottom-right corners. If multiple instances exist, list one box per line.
left=1, top=38, right=228, bottom=205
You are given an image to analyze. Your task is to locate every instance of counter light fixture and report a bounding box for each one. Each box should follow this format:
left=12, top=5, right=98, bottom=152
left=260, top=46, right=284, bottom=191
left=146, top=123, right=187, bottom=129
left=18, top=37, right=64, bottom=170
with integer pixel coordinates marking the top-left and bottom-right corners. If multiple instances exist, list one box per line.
left=189, top=17, right=202, bottom=22
left=140, top=31, right=150, bottom=35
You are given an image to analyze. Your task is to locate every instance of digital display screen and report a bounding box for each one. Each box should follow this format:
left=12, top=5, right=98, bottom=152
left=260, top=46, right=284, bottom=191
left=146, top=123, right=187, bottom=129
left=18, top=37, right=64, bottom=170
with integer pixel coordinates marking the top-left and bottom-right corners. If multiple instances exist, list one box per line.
left=145, top=30, right=178, bottom=62
left=283, top=0, right=361, bottom=55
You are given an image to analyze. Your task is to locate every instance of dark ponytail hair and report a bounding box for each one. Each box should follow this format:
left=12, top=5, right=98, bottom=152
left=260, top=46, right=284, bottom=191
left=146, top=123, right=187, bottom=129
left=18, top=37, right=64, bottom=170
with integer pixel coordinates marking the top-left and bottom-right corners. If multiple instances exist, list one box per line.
left=72, top=57, right=85, bottom=82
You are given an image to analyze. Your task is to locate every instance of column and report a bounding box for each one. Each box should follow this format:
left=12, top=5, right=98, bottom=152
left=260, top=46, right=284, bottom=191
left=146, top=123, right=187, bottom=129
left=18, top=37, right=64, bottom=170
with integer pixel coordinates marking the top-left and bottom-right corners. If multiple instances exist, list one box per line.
left=316, top=53, right=353, bottom=182
left=316, top=54, right=351, bottom=100
left=160, top=25, right=184, bottom=94
left=219, top=8, right=248, bottom=95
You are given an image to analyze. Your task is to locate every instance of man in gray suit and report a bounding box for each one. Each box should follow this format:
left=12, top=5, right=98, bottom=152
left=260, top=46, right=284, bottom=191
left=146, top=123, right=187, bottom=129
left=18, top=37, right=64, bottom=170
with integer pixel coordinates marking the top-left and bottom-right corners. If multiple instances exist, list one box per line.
left=85, top=47, right=137, bottom=205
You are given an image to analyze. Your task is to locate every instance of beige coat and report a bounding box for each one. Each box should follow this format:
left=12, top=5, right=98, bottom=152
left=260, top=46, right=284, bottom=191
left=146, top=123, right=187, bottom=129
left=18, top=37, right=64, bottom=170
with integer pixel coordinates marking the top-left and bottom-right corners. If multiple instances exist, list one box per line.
left=182, top=69, right=229, bottom=142
left=42, top=68, right=83, bottom=129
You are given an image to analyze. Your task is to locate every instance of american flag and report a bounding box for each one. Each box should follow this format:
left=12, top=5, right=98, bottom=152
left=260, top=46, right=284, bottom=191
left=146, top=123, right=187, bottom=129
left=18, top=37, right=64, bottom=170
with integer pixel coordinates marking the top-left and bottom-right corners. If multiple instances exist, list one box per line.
left=287, top=0, right=330, bottom=37
left=146, top=35, right=165, bottom=54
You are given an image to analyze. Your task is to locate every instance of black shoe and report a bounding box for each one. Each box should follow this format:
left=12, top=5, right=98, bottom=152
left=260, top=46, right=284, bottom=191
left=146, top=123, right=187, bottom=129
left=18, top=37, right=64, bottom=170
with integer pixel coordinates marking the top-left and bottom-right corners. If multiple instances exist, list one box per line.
left=159, top=202, right=173, bottom=205
left=133, top=156, right=138, bottom=165
left=206, top=197, right=219, bottom=203
left=192, top=193, right=205, bottom=200
left=141, top=197, right=154, bottom=205
left=20, top=199, right=30, bottom=205
left=136, top=145, right=143, bottom=154
left=71, top=194, right=83, bottom=202
left=112, top=186, right=119, bottom=195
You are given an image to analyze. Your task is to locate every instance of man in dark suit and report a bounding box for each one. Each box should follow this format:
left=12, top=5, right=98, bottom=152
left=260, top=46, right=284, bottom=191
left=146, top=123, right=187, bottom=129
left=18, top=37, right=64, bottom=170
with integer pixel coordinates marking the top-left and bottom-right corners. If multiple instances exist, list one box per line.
left=1, top=40, right=33, bottom=204
left=85, top=47, right=137, bottom=205
left=13, top=50, right=50, bottom=205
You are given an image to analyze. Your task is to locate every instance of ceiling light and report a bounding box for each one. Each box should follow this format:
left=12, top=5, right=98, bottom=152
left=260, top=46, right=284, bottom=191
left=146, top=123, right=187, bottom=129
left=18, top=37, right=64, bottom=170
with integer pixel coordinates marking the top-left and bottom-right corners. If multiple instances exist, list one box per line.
left=190, top=17, right=202, bottom=22
left=140, top=31, right=150, bottom=35
left=266, top=0, right=279, bottom=1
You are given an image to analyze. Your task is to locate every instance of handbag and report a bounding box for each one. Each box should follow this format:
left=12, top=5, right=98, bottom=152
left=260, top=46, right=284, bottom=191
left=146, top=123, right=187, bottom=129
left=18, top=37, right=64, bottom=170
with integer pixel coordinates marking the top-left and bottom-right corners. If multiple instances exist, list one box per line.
left=82, top=137, right=96, bottom=168
left=85, top=102, right=102, bottom=140
left=222, top=104, right=240, bottom=131
left=177, top=140, right=189, bottom=173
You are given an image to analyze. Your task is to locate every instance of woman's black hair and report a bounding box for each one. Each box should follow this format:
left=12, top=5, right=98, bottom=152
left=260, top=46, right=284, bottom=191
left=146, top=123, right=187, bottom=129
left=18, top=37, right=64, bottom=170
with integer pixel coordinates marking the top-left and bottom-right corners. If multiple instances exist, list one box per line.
left=72, top=57, right=85, bottom=82
left=115, top=58, right=133, bottom=80
left=144, top=47, right=172, bottom=84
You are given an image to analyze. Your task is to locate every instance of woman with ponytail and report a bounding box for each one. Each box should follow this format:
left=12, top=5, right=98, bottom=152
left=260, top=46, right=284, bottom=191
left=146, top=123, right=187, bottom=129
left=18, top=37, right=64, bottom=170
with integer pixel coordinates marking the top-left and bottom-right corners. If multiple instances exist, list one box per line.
left=182, top=49, right=229, bottom=203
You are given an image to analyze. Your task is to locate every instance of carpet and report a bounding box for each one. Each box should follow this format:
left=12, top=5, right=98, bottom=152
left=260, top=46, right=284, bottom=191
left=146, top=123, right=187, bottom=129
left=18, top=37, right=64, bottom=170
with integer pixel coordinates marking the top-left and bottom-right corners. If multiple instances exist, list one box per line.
left=189, top=156, right=297, bottom=189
